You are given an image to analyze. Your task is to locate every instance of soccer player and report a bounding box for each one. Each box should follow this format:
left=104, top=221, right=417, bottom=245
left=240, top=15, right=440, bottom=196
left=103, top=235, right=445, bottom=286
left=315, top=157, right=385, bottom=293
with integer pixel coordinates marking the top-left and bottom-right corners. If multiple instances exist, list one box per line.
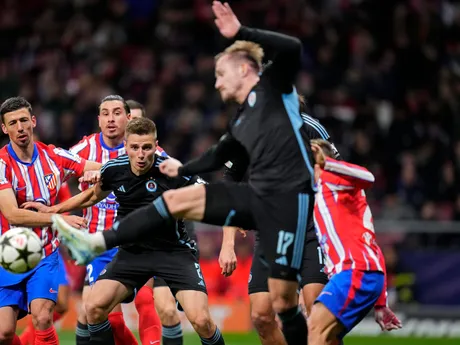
left=308, top=139, right=401, bottom=344
left=52, top=2, right=318, bottom=345
left=126, top=100, right=145, bottom=119
left=221, top=109, right=336, bottom=345
left=48, top=118, right=225, bottom=345
left=19, top=182, right=74, bottom=345
left=0, top=96, right=100, bottom=345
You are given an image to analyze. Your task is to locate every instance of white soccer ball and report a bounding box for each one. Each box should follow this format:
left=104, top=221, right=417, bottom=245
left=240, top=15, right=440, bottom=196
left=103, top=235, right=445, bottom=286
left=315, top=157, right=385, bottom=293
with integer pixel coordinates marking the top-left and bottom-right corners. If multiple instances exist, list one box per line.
left=0, top=228, right=44, bottom=274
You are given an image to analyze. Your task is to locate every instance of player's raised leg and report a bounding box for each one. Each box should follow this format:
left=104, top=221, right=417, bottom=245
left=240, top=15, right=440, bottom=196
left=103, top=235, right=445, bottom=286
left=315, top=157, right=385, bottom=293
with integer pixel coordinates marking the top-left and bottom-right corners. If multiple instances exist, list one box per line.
left=153, top=279, right=183, bottom=345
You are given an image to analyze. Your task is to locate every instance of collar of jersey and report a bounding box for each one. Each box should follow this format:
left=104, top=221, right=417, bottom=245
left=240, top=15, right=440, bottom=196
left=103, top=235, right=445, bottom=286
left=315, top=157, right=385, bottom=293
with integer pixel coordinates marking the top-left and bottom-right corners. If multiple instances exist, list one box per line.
left=99, top=132, right=124, bottom=151
left=7, top=142, right=38, bottom=166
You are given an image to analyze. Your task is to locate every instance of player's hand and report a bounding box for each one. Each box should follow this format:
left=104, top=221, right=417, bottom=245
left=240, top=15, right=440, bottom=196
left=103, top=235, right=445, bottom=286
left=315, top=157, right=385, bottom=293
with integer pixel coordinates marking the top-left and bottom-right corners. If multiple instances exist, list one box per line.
left=238, top=229, right=248, bottom=238
left=374, top=306, right=402, bottom=331
left=79, top=170, right=101, bottom=185
left=21, top=201, right=53, bottom=213
left=212, top=1, right=241, bottom=39
left=310, top=142, right=326, bottom=168
left=159, top=158, right=183, bottom=177
left=219, top=242, right=237, bottom=277
left=62, top=215, right=88, bottom=230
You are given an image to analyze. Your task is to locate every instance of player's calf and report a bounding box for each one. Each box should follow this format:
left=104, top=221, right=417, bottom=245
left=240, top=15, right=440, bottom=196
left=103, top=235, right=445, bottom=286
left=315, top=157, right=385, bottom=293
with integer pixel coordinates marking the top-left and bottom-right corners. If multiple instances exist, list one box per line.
left=0, top=307, right=17, bottom=345
left=30, top=299, right=54, bottom=330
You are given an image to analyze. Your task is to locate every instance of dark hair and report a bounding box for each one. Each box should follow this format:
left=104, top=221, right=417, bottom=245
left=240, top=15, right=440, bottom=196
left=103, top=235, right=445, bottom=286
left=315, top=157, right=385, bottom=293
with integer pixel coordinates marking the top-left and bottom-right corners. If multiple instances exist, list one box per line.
left=126, top=117, right=157, bottom=138
left=99, top=95, right=130, bottom=115
left=0, top=97, right=33, bottom=123
left=126, top=99, right=146, bottom=117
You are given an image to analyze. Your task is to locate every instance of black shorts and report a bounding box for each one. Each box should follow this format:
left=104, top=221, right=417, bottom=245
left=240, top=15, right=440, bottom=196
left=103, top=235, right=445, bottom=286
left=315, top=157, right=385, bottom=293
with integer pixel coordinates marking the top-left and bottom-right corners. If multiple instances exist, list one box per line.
left=248, top=231, right=328, bottom=294
left=98, top=246, right=207, bottom=302
left=204, top=182, right=314, bottom=281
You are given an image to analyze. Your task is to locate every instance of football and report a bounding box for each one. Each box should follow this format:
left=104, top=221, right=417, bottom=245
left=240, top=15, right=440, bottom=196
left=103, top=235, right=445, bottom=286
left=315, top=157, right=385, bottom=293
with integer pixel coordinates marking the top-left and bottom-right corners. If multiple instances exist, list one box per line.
left=0, top=228, right=44, bottom=274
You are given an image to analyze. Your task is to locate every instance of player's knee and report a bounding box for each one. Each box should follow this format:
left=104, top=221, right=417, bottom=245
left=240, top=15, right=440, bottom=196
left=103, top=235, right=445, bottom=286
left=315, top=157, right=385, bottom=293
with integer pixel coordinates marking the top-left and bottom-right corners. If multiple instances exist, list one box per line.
left=55, top=301, right=68, bottom=315
left=85, top=301, right=109, bottom=324
left=188, top=312, right=214, bottom=337
left=251, top=309, right=277, bottom=335
left=307, top=316, right=327, bottom=343
left=32, top=309, right=53, bottom=330
left=271, top=294, right=298, bottom=314
left=157, top=305, right=180, bottom=325
left=0, top=327, right=15, bottom=345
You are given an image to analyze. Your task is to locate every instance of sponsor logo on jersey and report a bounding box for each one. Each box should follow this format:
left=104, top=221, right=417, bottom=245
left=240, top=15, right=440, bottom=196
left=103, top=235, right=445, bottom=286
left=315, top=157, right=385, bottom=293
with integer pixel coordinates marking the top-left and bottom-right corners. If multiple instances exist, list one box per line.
left=44, top=173, right=57, bottom=190
left=95, top=192, right=119, bottom=210
left=146, top=180, right=157, bottom=192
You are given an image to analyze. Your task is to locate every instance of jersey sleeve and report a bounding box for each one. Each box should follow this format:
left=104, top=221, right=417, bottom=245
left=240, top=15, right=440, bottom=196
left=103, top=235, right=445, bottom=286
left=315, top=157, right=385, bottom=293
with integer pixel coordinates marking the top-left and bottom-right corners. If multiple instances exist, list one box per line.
left=323, top=157, right=374, bottom=190
left=69, top=137, right=90, bottom=159
left=54, top=147, right=87, bottom=180
left=235, top=26, right=301, bottom=91
left=0, top=158, right=12, bottom=191
left=301, top=113, right=341, bottom=160
left=99, top=161, right=115, bottom=191
left=223, top=154, right=249, bottom=182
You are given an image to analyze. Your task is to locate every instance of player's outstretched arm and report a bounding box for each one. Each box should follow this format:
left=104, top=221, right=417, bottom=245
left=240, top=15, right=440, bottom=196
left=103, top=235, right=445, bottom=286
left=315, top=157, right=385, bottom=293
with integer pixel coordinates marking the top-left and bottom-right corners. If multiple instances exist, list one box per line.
left=323, top=157, right=375, bottom=190
left=83, top=160, right=102, bottom=172
left=53, top=183, right=110, bottom=214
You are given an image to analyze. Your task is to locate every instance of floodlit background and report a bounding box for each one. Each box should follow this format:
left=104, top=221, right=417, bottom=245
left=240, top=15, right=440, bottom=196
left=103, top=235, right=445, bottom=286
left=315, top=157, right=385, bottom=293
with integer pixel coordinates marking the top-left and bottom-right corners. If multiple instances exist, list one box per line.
left=3, top=0, right=460, bottom=343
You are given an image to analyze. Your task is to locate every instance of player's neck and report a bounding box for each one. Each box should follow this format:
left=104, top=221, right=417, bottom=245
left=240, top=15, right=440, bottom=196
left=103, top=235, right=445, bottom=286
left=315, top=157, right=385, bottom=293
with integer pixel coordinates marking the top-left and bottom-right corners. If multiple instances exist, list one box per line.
left=10, top=140, right=35, bottom=163
left=101, top=134, right=124, bottom=148
left=237, top=76, right=259, bottom=104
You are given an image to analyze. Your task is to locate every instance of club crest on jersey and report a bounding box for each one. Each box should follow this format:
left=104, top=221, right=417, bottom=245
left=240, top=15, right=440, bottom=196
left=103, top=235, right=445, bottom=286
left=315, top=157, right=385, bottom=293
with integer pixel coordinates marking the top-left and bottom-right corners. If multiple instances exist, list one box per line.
left=248, top=91, right=256, bottom=107
left=44, top=174, right=57, bottom=190
left=146, top=180, right=157, bottom=192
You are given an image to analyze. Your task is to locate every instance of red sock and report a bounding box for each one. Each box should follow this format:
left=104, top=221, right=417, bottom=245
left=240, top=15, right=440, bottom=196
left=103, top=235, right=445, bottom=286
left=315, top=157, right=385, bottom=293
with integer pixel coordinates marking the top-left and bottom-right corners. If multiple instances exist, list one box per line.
left=19, top=318, right=34, bottom=345
left=53, top=312, right=63, bottom=323
left=108, top=312, right=138, bottom=345
left=134, top=285, right=161, bottom=345
left=11, top=335, right=23, bottom=345
left=34, top=326, right=59, bottom=345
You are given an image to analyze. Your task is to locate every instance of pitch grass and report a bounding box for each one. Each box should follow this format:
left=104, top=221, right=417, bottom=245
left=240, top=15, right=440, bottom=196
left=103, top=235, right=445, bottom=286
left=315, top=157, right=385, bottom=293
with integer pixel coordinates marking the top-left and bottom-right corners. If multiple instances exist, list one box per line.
left=55, top=331, right=460, bottom=345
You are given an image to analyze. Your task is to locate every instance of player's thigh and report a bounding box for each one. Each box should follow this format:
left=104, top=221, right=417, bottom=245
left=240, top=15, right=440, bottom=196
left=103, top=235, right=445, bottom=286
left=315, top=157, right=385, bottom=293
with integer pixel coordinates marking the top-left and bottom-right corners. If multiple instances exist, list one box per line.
left=0, top=306, right=19, bottom=340
left=175, top=289, right=211, bottom=325
left=0, top=284, right=28, bottom=320
left=86, top=279, right=132, bottom=315
left=255, top=191, right=314, bottom=282
left=308, top=302, right=344, bottom=342
left=314, top=269, right=384, bottom=338
left=164, top=184, right=207, bottom=220
left=55, top=284, right=71, bottom=314
left=248, top=242, right=270, bottom=295
left=250, top=292, right=276, bottom=324
left=154, top=285, right=180, bottom=325
left=202, top=182, right=257, bottom=229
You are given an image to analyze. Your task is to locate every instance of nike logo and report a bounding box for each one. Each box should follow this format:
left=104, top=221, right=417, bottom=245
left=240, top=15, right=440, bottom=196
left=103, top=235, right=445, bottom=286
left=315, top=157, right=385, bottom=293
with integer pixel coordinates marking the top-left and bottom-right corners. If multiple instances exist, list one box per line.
left=49, top=288, right=58, bottom=294
left=150, top=341, right=160, bottom=344
left=15, top=186, right=26, bottom=191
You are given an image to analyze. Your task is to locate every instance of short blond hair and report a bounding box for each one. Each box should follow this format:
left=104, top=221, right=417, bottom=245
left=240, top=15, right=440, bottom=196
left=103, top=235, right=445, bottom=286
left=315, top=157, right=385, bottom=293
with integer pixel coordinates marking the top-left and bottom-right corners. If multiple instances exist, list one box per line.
left=311, top=139, right=334, bottom=158
left=215, top=40, right=264, bottom=72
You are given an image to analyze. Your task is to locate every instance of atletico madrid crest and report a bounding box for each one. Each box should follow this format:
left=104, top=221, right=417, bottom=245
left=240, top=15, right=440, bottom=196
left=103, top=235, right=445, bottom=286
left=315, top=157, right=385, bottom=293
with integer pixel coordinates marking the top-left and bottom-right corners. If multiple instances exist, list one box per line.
left=44, top=174, right=57, bottom=190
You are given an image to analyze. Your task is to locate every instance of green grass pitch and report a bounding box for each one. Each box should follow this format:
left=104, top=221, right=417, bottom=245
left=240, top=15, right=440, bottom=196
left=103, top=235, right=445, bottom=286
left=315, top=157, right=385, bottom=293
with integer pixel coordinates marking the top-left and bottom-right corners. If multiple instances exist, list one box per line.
left=55, top=331, right=460, bottom=344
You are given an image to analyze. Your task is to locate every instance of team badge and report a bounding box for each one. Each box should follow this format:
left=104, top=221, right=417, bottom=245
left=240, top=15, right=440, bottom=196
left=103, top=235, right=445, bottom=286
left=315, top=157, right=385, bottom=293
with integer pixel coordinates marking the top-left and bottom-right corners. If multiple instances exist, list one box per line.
left=146, top=180, right=157, bottom=192
left=44, top=174, right=57, bottom=190
left=248, top=91, right=256, bottom=107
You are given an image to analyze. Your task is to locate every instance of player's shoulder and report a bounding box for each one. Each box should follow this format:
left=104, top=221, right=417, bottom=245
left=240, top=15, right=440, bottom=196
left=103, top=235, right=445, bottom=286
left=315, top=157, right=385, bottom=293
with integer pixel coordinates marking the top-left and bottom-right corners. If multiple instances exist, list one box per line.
left=0, top=146, right=10, bottom=167
left=101, top=154, right=130, bottom=174
left=69, top=133, right=99, bottom=154
left=301, top=113, right=330, bottom=140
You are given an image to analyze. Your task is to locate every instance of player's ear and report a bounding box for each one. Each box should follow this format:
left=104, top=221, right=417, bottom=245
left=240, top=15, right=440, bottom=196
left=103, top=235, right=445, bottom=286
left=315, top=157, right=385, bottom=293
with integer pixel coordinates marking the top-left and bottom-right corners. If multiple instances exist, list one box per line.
left=1, top=123, right=7, bottom=135
left=239, top=63, right=248, bottom=77
left=127, top=113, right=132, bottom=121
left=31, top=115, right=37, bottom=128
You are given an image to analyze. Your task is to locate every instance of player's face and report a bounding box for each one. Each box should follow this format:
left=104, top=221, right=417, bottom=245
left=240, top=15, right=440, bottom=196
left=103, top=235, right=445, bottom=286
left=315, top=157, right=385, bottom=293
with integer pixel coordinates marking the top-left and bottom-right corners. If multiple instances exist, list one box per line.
left=129, top=109, right=143, bottom=120
left=125, top=133, right=157, bottom=175
left=99, top=100, right=129, bottom=140
left=1, top=108, right=36, bottom=148
left=215, top=55, right=243, bottom=102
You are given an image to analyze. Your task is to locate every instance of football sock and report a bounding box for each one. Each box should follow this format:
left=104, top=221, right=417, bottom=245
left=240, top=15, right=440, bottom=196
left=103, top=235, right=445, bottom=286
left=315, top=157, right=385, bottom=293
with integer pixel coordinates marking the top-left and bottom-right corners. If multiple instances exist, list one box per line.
left=103, top=196, right=172, bottom=250
left=134, top=286, right=161, bottom=344
left=162, top=323, right=183, bottom=345
left=108, top=312, right=138, bottom=345
left=53, top=312, right=63, bottom=323
left=199, top=327, right=225, bottom=345
left=75, top=321, right=90, bottom=345
left=11, top=335, right=23, bottom=345
left=34, top=326, right=59, bottom=345
left=18, top=318, right=34, bottom=345
left=88, top=320, right=115, bottom=345
left=279, top=306, right=307, bottom=345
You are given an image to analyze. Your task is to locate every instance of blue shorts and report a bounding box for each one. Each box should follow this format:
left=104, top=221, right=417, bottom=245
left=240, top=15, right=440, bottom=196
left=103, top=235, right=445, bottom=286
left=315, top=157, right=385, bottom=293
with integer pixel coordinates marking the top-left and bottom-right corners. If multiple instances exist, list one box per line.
left=85, top=248, right=118, bottom=286
left=315, top=269, right=384, bottom=338
left=55, top=251, right=69, bottom=286
left=0, top=250, right=59, bottom=319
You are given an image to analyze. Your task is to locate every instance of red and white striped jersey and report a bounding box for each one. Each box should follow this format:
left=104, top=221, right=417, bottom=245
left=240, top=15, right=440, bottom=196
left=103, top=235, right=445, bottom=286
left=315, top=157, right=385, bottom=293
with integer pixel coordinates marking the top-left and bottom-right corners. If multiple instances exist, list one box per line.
left=314, top=157, right=385, bottom=277
left=70, top=133, right=125, bottom=233
left=0, top=142, right=86, bottom=256
left=70, top=132, right=168, bottom=233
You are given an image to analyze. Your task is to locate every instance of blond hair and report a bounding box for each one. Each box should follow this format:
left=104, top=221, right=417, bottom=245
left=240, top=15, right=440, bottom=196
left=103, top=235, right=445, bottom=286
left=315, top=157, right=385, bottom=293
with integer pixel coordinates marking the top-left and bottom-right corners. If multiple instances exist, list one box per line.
left=215, top=40, right=264, bottom=72
left=126, top=117, right=157, bottom=139
left=310, top=139, right=335, bottom=158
